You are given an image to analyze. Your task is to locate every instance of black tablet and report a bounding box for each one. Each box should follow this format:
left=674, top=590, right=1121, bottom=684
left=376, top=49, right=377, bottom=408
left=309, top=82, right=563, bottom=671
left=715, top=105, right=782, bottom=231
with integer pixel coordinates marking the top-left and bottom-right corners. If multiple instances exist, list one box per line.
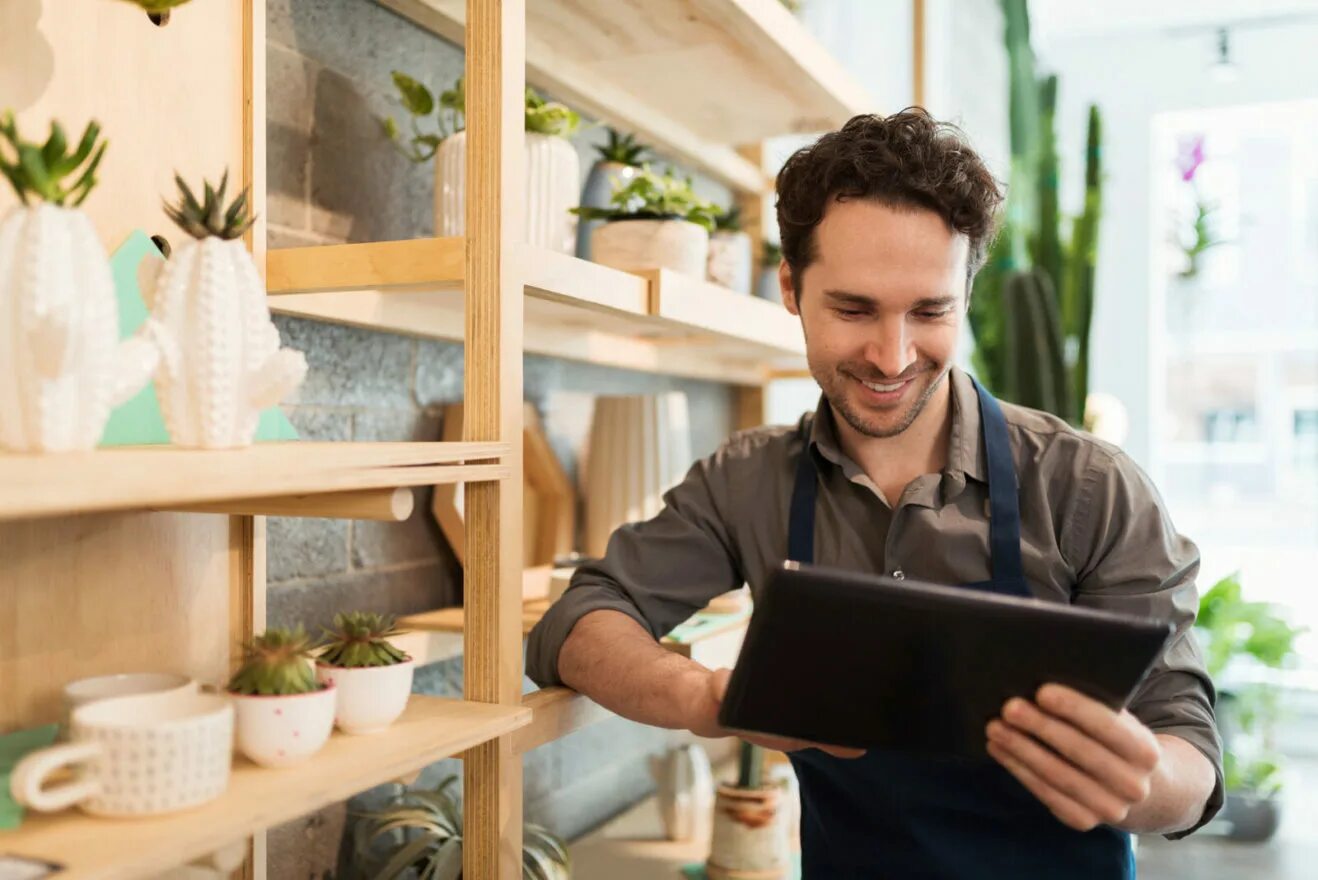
left=717, top=563, right=1175, bottom=759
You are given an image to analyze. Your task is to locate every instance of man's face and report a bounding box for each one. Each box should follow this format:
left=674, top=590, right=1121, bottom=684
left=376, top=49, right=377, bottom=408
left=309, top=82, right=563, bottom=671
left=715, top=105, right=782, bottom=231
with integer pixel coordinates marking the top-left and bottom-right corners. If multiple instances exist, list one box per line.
left=782, top=198, right=969, bottom=439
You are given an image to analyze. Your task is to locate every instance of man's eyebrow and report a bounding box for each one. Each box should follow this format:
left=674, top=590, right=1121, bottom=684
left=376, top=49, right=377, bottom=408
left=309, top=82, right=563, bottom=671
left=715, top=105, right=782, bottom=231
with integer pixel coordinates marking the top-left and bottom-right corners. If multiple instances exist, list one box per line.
left=822, top=291, right=960, bottom=310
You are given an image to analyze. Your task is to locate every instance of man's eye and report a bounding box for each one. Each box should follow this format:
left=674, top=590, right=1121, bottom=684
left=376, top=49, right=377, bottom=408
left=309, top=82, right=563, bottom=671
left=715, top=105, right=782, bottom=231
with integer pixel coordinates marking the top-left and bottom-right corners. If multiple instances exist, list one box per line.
left=915, top=309, right=951, bottom=320
left=835, top=308, right=867, bottom=319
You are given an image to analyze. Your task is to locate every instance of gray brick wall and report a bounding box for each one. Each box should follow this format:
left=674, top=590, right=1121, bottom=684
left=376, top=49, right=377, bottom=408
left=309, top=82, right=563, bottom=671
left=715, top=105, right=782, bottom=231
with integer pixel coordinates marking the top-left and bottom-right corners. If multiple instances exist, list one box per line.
left=264, top=1, right=737, bottom=873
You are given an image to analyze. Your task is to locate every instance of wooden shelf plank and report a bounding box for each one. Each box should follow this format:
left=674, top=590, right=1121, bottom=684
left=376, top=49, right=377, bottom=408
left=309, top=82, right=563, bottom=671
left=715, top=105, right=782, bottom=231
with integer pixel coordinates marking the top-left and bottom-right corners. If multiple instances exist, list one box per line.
left=513, top=687, right=611, bottom=754
left=0, top=441, right=509, bottom=521
left=3, top=696, right=530, bottom=880
left=266, top=237, right=465, bottom=295
left=376, top=0, right=873, bottom=193
left=643, top=268, right=806, bottom=357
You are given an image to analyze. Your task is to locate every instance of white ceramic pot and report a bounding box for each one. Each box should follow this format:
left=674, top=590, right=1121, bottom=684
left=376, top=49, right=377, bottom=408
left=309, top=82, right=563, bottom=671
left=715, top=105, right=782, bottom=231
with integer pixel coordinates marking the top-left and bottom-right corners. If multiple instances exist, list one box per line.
left=707, top=784, right=790, bottom=880
left=0, top=203, right=159, bottom=452
left=591, top=218, right=709, bottom=278
left=434, top=131, right=580, bottom=253
left=230, top=684, right=336, bottom=768
left=12, top=690, right=232, bottom=817
left=650, top=743, right=715, bottom=841
left=707, top=230, right=752, bottom=294
left=315, top=659, right=414, bottom=734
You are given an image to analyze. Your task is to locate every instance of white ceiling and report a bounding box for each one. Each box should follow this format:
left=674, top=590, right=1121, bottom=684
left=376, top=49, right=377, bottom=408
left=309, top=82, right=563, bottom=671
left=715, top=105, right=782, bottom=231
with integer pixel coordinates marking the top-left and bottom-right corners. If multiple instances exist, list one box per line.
left=1030, top=0, right=1318, bottom=41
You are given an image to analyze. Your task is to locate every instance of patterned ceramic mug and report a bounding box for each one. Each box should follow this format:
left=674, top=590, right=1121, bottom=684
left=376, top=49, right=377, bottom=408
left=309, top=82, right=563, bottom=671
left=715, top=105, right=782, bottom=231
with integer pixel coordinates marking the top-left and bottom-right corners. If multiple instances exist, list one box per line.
left=11, top=690, right=233, bottom=817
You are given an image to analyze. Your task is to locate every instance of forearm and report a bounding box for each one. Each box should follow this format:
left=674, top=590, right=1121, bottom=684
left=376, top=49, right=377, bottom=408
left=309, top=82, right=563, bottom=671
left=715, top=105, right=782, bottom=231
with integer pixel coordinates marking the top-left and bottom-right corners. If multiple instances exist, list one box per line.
left=556, top=609, right=710, bottom=732
left=1119, top=734, right=1216, bottom=834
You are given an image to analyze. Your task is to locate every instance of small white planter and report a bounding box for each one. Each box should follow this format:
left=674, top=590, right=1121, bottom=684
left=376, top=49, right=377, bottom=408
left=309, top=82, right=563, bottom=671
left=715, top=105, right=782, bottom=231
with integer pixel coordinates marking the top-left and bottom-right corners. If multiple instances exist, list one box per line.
left=315, top=659, right=414, bottom=735
left=707, top=784, right=790, bottom=880
left=149, top=236, right=306, bottom=449
left=0, top=203, right=159, bottom=452
left=707, top=229, right=752, bottom=294
left=591, top=218, right=709, bottom=278
left=230, top=684, right=336, bottom=768
left=435, top=131, right=579, bottom=253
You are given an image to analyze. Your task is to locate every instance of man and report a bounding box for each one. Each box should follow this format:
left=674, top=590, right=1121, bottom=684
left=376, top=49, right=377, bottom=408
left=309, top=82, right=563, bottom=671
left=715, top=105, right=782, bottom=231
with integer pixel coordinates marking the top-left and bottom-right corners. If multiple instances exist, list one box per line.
left=526, top=110, right=1221, bottom=878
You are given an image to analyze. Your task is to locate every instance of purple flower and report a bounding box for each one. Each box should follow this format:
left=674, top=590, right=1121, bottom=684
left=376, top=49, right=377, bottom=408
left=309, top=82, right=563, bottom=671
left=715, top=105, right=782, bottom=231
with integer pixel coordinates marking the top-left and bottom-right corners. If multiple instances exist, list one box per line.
left=1177, top=135, right=1206, bottom=182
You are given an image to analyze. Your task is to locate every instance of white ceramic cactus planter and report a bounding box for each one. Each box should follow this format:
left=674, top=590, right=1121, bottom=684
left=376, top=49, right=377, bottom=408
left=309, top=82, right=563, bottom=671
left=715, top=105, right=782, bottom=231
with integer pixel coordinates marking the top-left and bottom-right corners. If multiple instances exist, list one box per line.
left=229, top=684, right=336, bottom=768
left=591, top=218, right=709, bottom=279
left=0, top=204, right=159, bottom=452
left=148, top=237, right=306, bottom=449
left=315, top=658, right=414, bottom=734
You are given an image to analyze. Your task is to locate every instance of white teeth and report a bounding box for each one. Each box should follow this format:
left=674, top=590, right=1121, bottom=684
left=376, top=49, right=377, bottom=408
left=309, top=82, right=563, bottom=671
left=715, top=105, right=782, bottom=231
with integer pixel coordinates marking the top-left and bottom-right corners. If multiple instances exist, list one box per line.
left=862, top=379, right=905, bottom=393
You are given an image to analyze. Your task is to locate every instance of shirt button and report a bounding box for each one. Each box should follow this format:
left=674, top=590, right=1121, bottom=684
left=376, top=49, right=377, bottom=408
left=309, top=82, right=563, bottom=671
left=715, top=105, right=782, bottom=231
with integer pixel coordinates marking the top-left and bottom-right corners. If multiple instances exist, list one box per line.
left=892, top=569, right=905, bottom=580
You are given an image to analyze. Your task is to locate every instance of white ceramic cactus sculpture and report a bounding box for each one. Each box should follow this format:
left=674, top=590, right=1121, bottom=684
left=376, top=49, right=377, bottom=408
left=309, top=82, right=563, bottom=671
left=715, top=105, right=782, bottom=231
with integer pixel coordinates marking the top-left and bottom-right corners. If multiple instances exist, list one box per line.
left=0, top=113, right=159, bottom=453
left=149, top=172, right=305, bottom=448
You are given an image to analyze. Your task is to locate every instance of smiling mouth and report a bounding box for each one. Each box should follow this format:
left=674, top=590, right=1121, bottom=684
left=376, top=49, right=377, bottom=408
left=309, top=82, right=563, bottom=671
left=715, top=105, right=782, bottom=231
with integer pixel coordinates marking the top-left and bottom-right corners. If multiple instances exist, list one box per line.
left=859, top=378, right=908, bottom=393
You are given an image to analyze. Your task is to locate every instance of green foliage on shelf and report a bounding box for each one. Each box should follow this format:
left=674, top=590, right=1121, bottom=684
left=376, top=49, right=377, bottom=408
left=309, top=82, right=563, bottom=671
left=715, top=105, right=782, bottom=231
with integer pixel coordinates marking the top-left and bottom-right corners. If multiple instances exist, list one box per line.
left=320, top=611, right=410, bottom=668
left=227, top=627, right=323, bottom=696
left=713, top=205, right=743, bottom=233
left=0, top=111, right=107, bottom=207
left=164, top=170, right=255, bottom=241
left=571, top=165, right=721, bottom=232
left=594, top=128, right=651, bottom=167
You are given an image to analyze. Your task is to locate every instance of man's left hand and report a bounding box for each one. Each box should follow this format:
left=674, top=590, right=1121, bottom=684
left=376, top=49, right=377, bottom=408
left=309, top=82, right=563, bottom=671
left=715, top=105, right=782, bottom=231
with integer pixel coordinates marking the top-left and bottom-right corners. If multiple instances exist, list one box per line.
left=987, top=683, right=1162, bottom=832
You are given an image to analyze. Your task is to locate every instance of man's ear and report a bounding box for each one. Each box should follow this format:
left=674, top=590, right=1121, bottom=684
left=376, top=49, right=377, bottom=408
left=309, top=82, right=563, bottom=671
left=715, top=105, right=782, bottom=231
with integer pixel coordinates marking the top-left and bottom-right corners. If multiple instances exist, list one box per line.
left=780, top=261, right=799, bottom=315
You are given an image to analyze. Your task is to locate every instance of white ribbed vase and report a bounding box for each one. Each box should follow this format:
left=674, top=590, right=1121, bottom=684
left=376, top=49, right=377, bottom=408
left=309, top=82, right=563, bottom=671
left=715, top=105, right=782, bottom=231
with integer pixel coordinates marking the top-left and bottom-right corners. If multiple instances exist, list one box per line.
left=434, top=131, right=579, bottom=253
left=583, top=393, right=692, bottom=558
left=591, top=218, right=709, bottom=278
left=0, top=204, right=159, bottom=452
left=707, top=229, right=752, bottom=294
left=149, top=237, right=306, bottom=449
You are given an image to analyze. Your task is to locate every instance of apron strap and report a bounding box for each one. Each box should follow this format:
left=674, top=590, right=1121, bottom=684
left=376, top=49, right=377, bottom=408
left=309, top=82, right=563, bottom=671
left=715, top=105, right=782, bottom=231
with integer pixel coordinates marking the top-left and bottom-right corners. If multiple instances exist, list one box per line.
left=971, top=376, right=1027, bottom=585
left=788, top=432, right=819, bottom=565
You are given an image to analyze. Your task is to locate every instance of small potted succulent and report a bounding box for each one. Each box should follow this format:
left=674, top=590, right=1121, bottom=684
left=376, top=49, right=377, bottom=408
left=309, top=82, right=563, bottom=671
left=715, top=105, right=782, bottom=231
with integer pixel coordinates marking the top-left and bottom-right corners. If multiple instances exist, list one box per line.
left=755, top=239, right=784, bottom=302
left=577, top=128, right=650, bottom=260
left=0, top=112, right=159, bottom=453
left=352, top=775, right=570, bottom=880
left=572, top=165, right=720, bottom=279
left=315, top=611, right=415, bottom=735
left=227, top=627, right=336, bottom=768
left=707, top=742, right=791, bottom=880
left=116, top=0, right=192, bottom=25
left=706, top=206, right=753, bottom=294
left=383, top=72, right=582, bottom=254
left=150, top=171, right=306, bottom=448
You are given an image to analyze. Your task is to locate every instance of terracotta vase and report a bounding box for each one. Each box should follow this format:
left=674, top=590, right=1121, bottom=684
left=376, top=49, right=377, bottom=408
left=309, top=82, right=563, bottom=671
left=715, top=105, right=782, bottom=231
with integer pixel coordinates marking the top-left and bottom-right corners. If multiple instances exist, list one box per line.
left=706, top=784, right=790, bottom=880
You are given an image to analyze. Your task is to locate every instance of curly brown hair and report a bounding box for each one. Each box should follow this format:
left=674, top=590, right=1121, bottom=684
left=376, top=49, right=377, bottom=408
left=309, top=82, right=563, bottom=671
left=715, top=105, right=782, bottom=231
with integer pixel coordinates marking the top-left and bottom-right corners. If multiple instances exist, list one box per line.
left=775, top=108, right=1004, bottom=297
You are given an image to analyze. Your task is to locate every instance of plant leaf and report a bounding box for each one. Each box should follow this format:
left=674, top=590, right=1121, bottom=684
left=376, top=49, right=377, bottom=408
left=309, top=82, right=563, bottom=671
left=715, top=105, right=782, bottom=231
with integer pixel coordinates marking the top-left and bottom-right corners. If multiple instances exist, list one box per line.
left=368, top=831, right=439, bottom=880
left=40, top=121, right=66, bottom=174
left=392, top=71, right=435, bottom=117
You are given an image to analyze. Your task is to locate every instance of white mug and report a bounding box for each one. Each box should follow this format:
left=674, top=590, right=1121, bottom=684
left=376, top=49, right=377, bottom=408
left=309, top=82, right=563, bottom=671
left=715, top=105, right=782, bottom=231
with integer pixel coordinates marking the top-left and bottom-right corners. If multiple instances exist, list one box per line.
left=12, top=690, right=233, bottom=817
left=63, top=671, right=197, bottom=711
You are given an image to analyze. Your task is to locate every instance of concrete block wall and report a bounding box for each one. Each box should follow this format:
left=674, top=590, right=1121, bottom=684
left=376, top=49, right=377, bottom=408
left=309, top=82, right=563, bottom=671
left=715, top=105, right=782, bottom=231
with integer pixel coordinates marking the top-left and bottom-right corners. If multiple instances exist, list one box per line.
left=264, top=1, right=737, bottom=874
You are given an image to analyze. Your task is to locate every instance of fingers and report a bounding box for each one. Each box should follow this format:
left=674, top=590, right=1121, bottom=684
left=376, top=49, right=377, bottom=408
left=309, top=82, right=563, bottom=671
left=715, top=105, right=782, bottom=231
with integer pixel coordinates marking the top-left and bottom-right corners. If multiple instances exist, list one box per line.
left=1035, top=685, right=1161, bottom=773
left=986, top=740, right=1106, bottom=832
left=1000, top=698, right=1154, bottom=804
left=987, top=720, right=1134, bottom=825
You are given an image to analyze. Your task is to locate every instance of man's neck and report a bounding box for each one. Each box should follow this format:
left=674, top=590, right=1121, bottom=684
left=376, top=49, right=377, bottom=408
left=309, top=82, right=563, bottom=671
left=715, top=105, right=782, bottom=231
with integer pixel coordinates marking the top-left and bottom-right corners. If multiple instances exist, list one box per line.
left=831, top=372, right=954, bottom=504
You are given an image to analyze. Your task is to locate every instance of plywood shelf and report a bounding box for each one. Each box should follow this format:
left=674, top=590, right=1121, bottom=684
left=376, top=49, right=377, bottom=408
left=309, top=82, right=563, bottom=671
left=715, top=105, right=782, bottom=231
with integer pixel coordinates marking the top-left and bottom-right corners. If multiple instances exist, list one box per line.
left=266, top=240, right=805, bottom=384
left=3, top=696, right=530, bottom=880
left=376, top=0, right=873, bottom=193
left=0, top=441, right=509, bottom=521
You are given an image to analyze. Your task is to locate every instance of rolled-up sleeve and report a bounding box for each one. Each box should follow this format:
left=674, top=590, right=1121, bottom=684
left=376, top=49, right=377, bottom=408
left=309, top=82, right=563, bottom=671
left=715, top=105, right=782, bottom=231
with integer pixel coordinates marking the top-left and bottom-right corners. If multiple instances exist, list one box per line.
left=524, top=453, right=744, bottom=687
left=1063, top=445, right=1224, bottom=838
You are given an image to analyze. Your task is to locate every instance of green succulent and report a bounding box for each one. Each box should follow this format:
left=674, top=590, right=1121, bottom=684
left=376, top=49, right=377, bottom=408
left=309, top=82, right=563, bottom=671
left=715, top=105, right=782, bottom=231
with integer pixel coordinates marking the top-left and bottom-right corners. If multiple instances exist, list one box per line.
left=227, top=627, right=323, bottom=696
left=320, top=611, right=410, bottom=668
left=382, top=72, right=581, bottom=164
left=713, top=205, right=743, bottom=233
left=594, top=128, right=650, bottom=167
left=571, top=164, right=721, bottom=232
left=761, top=239, right=784, bottom=268
left=163, top=170, right=255, bottom=241
left=0, top=111, right=107, bottom=207
left=352, top=775, right=570, bottom=880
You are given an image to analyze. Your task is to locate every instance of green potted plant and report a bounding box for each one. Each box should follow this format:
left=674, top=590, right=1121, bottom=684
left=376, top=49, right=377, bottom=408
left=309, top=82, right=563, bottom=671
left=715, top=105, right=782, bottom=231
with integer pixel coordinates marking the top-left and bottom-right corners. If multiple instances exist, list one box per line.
left=754, top=239, right=784, bottom=302
left=316, top=611, right=415, bottom=735
left=571, top=165, right=719, bottom=278
left=0, top=111, right=159, bottom=453
left=382, top=72, right=582, bottom=254
left=706, top=742, right=790, bottom=879
left=1195, top=572, right=1305, bottom=842
left=576, top=128, right=651, bottom=260
left=227, top=627, right=336, bottom=768
left=116, top=0, right=192, bottom=25
left=706, top=206, right=752, bottom=294
left=351, top=775, right=570, bottom=880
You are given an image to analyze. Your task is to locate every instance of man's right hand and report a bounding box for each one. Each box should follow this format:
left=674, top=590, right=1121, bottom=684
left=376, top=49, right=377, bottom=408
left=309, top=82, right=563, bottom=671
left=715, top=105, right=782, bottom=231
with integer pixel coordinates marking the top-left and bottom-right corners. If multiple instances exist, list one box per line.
left=683, top=667, right=867, bottom=760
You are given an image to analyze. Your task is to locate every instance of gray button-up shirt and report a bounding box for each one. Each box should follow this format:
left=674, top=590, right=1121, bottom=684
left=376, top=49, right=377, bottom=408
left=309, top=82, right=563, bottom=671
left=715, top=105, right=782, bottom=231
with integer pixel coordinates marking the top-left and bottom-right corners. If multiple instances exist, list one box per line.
left=526, top=367, right=1223, bottom=834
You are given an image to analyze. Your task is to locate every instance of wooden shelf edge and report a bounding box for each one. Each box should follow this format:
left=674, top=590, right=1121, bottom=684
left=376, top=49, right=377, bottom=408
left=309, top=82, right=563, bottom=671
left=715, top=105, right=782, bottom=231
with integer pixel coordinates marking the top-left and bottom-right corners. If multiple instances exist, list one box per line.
left=643, top=268, right=806, bottom=357
left=514, top=687, right=612, bottom=754
left=4, top=696, right=530, bottom=879
left=170, top=486, right=416, bottom=521
left=266, top=237, right=465, bottom=295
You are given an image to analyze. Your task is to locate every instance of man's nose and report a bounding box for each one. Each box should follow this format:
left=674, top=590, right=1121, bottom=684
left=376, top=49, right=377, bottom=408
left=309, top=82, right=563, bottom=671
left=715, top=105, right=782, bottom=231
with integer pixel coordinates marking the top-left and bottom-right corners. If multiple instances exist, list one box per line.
left=861, top=317, right=916, bottom=378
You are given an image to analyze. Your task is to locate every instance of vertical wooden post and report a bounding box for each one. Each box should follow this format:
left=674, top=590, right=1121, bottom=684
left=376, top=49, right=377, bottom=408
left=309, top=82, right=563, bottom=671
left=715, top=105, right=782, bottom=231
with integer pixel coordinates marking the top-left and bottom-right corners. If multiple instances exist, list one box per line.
left=464, top=0, right=526, bottom=878
left=912, top=0, right=926, bottom=108
left=735, top=144, right=767, bottom=280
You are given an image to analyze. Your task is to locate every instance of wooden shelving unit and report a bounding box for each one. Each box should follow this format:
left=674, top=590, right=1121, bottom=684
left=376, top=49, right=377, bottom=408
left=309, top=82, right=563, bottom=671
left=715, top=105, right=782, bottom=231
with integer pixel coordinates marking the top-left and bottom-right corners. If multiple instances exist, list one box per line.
left=5, top=697, right=531, bottom=880
left=0, top=0, right=870, bottom=876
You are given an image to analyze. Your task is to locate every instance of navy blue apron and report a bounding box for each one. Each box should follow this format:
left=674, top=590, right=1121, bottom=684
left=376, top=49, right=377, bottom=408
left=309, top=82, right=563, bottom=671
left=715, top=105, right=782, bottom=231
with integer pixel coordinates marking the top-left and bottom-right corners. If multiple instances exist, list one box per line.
left=785, top=377, right=1134, bottom=878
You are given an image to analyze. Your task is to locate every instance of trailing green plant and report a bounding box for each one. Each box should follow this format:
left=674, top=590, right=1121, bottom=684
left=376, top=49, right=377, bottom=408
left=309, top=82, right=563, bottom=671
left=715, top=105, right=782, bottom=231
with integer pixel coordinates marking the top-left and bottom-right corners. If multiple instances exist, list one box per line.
left=163, top=170, right=255, bottom=241
left=0, top=111, right=107, bottom=207
left=594, top=128, right=650, bottom=167
left=571, top=165, right=721, bottom=232
left=227, top=627, right=324, bottom=696
left=381, top=73, right=580, bottom=163
left=320, top=611, right=410, bottom=668
left=736, top=741, right=766, bottom=790
left=968, top=0, right=1102, bottom=425
left=351, top=775, right=570, bottom=880
left=1195, top=572, right=1306, bottom=796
